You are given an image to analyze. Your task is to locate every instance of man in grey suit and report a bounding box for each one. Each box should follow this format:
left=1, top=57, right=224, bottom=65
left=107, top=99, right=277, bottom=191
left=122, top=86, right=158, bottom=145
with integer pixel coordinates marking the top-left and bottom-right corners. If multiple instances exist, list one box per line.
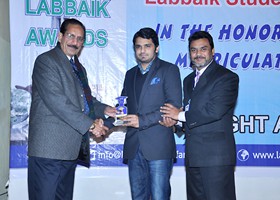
left=28, top=18, right=116, bottom=200
left=120, top=27, right=182, bottom=200
left=160, top=31, right=239, bottom=200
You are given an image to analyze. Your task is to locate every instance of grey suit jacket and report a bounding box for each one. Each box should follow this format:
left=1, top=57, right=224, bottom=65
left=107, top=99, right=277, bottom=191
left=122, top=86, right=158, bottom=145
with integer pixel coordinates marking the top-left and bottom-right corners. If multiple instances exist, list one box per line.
left=28, top=44, right=107, bottom=161
left=183, top=60, right=239, bottom=167
left=121, top=57, right=182, bottom=161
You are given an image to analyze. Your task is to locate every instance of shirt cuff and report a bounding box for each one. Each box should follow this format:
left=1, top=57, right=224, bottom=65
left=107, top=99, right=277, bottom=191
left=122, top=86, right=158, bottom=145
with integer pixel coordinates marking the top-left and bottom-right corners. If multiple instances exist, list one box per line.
left=178, top=111, right=186, bottom=122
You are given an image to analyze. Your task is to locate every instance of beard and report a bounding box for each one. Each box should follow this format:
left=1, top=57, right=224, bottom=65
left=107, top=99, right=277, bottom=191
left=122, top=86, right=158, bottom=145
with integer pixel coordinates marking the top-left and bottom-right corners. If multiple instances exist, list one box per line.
left=191, top=56, right=212, bottom=69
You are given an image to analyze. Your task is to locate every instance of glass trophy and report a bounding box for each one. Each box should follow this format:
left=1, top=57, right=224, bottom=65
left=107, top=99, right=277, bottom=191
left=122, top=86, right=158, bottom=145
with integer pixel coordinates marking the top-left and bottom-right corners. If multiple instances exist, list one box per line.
left=113, top=96, right=128, bottom=126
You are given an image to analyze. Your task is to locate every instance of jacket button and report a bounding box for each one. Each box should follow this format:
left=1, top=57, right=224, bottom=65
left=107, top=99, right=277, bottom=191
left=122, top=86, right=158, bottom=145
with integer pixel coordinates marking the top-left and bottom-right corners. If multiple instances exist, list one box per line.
left=190, top=122, right=197, bottom=126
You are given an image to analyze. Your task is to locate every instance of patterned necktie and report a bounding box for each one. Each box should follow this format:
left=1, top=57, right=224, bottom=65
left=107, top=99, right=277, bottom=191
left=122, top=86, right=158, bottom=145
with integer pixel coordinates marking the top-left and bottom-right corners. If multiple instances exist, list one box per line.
left=70, top=58, right=77, bottom=71
left=69, top=57, right=92, bottom=168
left=194, top=71, right=201, bottom=88
left=70, top=58, right=90, bottom=115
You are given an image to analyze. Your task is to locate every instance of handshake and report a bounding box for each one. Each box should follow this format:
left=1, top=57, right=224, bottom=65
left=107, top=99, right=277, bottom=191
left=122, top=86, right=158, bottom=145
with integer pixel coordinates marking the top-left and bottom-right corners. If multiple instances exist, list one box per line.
left=88, top=105, right=117, bottom=138
left=88, top=118, right=109, bottom=138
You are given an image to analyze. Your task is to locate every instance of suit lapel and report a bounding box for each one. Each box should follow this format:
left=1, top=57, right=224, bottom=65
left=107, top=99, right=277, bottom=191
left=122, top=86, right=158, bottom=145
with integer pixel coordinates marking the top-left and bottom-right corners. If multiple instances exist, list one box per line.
left=185, top=72, right=195, bottom=102
left=132, top=67, right=139, bottom=109
left=55, top=44, right=73, bottom=73
left=137, top=58, right=160, bottom=110
left=192, top=61, right=217, bottom=96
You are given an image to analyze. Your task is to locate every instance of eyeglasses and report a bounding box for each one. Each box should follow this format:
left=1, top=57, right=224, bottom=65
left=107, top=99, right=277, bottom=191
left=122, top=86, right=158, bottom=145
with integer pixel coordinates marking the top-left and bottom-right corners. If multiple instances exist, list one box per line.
left=65, top=33, right=84, bottom=43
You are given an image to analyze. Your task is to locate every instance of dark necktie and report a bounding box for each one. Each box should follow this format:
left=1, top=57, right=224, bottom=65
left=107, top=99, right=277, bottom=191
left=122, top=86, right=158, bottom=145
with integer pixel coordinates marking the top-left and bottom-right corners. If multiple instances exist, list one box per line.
left=70, top=58, right=90, bottom=114
left=70, top=58, right=77, bottom=71
left=70, top=57, right=91, bottom=168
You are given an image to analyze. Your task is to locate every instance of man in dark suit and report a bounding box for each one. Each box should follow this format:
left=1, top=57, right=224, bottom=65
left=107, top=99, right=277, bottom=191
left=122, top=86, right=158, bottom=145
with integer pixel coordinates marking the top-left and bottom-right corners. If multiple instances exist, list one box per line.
left=160, top=31, right=239, bottom=200
left=28, top=18, right=116, bottom=200
left=120, top=27, right=182, bottom=200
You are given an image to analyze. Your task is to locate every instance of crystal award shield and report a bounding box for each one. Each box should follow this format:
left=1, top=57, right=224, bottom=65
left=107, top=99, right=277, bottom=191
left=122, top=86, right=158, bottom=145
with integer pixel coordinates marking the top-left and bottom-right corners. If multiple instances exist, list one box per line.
left=113, top=96, right=128, bottom=126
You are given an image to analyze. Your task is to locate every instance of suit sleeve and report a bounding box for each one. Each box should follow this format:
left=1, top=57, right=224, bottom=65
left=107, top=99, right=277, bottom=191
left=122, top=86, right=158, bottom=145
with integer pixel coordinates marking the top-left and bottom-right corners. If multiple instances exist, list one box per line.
left=32, top=55, right=93, bottom=135
left=138, top=65, right=182, bottom=130
left=121, top=75, right=127, bottom=97
left=185, top=72, right=239, bottom=129
left=163, top=65, right=182, bottom=109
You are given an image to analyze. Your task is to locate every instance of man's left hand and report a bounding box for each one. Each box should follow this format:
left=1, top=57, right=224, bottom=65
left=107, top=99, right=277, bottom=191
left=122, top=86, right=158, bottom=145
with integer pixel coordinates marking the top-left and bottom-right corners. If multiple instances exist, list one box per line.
left=120, top=114, right=139, bottom=128
left=159, top=117, right=177, bottom=127
left=104, top=106, right=117, bottom=118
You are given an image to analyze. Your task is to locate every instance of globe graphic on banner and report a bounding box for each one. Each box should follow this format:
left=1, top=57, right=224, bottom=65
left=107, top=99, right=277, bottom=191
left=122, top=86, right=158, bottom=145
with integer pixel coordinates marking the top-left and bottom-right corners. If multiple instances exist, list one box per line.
left=237, top=149, right=250, bottom=161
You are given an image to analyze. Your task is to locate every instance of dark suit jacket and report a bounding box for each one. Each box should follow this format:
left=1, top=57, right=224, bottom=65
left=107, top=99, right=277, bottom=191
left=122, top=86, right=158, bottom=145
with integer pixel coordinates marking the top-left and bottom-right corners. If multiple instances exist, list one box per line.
left=28, top=44, right=107, bottom=161
left=183, top=60, right=239, bottom=167
left=121, top=57, right=182, bottom=160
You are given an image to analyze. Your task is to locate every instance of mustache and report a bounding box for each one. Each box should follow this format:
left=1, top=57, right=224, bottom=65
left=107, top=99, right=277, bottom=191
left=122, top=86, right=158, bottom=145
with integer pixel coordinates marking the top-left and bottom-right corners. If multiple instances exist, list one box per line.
left=194, top=56, right=205, bottom=59
left=68, top=45, right=78, bottom=49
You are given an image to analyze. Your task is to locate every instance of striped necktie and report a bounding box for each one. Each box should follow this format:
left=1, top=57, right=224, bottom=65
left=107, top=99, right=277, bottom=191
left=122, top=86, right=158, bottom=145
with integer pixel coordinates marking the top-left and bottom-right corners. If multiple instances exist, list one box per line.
left=69, top=58, right=90, bottom=115
left=70, top=58, right=77, bottom=71
left=69, top=57, right=91, bottom=168
left=194, top=71, right=201, bottom=88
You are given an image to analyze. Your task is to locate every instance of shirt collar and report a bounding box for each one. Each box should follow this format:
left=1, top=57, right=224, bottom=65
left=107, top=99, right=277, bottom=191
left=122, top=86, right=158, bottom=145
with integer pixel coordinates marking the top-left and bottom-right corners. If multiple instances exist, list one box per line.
left=68, top=56, right=74, bottom=61
left=138, top=60, right=154, bottom=75
left=196, top=59, right=213, bottom=75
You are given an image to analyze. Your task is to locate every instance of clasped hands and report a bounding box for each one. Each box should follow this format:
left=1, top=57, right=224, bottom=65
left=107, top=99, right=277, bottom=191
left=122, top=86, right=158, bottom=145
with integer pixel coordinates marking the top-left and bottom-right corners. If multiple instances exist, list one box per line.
left=89, top=106, right=117, bottom=138
left=89, top=119, right=108, bottom=138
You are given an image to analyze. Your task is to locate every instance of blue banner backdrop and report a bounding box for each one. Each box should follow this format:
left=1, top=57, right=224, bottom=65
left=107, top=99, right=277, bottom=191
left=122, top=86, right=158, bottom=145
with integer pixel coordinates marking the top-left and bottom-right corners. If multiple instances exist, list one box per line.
left=10, top=0, right=280, bottom=168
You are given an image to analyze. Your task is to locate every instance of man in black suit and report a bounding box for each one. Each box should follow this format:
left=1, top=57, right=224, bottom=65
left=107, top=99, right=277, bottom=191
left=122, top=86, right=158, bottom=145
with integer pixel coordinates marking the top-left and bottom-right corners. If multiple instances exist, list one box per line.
left=160, top=31, right=239, bottom=200
left=28, top=18, right=116, bottom=200
left=120, top=27, right=182, bottom=200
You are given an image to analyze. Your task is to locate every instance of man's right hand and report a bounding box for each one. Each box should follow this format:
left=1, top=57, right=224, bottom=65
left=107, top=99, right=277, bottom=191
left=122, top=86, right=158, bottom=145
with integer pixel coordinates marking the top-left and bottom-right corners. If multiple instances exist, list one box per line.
left=160, top=103, right=182, bottom=120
